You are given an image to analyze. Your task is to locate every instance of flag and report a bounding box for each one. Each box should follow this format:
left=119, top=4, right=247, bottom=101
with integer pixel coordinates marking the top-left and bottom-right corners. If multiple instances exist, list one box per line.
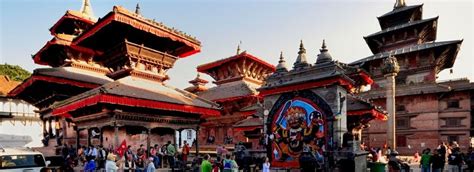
left=116, top=139, right=127, bottom=157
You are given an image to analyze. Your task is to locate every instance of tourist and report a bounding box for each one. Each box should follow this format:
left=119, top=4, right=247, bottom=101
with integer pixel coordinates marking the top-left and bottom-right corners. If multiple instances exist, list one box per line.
left=167, top=141, right=176, bottom=171
left=78, top=145, right=86, bottom=166
left=125, top=145, right=134, bottom=160
left=201, top=154, right=213, bottom=172
left=431, top=149, right=444, bottom=172
left=84, top=156, right=96, bottom=172
left=387, top=151, right=407, bottom=172
left=105, top=153, right=118, bottom=172
left=68, top=144, right=77, bottom=160
left=214, top=155, right=223, bottom=172
left=182, top=140, right=190, bottom=162
left=64, top=155, right=75, bottom=171
left=438, top=142, right=448, bottom=171
left=447, top=147, right=463, bottom=172
left=223, top=154, right=233, bottom=172
left=465, top=147, right=474, bottom=171
left=420, top=148, right=432, bottom=172
left=146, top=157, right=156, bottom=172
left=137, top=144, right=146, bottom=160
left=230, top=154, right=239, bottom=172
left=136, top=157, right=145, bottom=172
left=262, top=157, right=270, bottom=172
left=216, top=145, right=223, bottom=158
left=124, top=154, right=136, bottom=172
left=88, top=145, right=98, bottom=160
left=98, top=145, right=107, bottom=169
left=413, top=151, right=420, bottom=163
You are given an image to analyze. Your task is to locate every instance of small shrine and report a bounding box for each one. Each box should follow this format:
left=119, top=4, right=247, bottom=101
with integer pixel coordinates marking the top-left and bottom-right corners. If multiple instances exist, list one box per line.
left=193, top=49, right=275, bottom=147
left=259, top=40, right=385, bottom=171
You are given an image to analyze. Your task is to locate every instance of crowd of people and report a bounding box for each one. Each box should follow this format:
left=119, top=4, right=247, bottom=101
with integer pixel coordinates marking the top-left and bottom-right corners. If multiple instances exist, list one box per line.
left=58, top=140, right=192, bottom=172
left=196, top=153, right=270, bottom=172
left=365, top=142, right=474, bottom=172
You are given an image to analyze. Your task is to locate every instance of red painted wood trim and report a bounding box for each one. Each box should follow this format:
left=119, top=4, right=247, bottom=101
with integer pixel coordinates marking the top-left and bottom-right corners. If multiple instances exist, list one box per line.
left=348, top=109, right=387, bottom=120
left=259, top=77, right=354, bottom=96
left=233, top=126, right=260, bottom=132
left=52, top=94, right=221, bottom=118
left=8, top=75, right=100, bottom=96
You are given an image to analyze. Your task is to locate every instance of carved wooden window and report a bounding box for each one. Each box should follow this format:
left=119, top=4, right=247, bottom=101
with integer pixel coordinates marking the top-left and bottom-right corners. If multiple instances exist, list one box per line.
left=446, top=118, right=462, bottom=127
left=447, top=100, right=460, bottom=108
left=396, top=118, right=409, bottom=129
left=396, top=135, right=407, bottom=147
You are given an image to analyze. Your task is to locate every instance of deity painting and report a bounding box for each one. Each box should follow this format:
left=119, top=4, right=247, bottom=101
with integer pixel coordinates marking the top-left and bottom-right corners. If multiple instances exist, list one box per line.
left=270, top=98, right=326, bottom=167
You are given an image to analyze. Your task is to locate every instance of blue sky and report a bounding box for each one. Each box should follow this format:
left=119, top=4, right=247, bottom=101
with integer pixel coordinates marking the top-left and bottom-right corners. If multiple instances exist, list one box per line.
left=0, top=0, right=472, bottom=89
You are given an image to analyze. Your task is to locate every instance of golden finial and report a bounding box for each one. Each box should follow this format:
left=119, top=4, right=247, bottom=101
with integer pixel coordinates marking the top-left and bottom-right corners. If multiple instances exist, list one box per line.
left=236, top=41, right=242, bottom=55
left=135, top=3, right=141, bottom=15
left=394, top=0, right=406, bottom=9
left=80, top=0, right=95, bottom=18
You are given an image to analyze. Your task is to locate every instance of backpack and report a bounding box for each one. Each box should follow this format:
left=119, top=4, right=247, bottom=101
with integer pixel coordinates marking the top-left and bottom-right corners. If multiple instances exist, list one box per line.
left=224, top=159, right=232, bottom=169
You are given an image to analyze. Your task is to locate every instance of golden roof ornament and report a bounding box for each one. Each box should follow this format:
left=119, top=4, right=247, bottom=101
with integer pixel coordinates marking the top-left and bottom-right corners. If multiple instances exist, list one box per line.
left=135, top=3, right=141, bottom=16
left=80, top=0, right=95, bottom=18
left=236, top=41, right=242, bottom=55
left=394, top=0, right=407, bottom=9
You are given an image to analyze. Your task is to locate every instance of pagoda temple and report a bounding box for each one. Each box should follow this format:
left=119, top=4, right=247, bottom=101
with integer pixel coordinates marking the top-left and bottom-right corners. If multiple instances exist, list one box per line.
left=192, top=49, right=275, bottom=148
left=9, top=0, right=220, bottom=156
left=8, top=1, right=112, bottom=154
left=351, top=0, right=474, bottom=154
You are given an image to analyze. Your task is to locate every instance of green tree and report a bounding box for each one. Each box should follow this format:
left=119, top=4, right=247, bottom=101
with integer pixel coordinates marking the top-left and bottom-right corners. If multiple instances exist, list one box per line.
left=0, top=64, right=31, bottom=81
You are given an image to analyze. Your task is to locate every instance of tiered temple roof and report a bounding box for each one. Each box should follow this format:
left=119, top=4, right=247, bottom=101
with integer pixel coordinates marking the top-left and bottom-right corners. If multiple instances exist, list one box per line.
left=184, top=73, right=209, bottom=94
left=9, top=67, right=112, bottom=110
left=48, top=5, right=220, bottom=120
left=196, top=51, right=275, bottom=102
left=351, top=1, right=462, bottom=84
left=11, top=1, right=111, bottom=112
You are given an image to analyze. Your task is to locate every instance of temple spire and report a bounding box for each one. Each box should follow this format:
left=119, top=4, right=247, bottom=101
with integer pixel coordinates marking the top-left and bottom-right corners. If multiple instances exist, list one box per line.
left=293, top=40, right=309, bottom=69
left=394, top=0, right=406, bottom=9
left=276, top=51, right=289, bottom=72
left=236, top=41, right=242, bottom=55
left=80, top=0, right=95, bottom=18
left=316, top=39, right=333, bottom=65
left=135, top=3, right=141, bottom=15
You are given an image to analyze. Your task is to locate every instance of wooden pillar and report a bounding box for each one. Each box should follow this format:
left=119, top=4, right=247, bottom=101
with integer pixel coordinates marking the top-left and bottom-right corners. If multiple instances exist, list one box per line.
left=48, top=118, right=53, bottom=138
left=87, top=128, right=91, bottom=147
left=99, top=127, right=104, bottom=146
left=76, top=128, right=80, bottom=151
left=195, top=126, right=200, bottom=155
left=42, top=119, right=46, bottom=134
left=146, top=128, right=151, bottom=157
left=114, top=125, right=119, bottom=148
left=55, top=117, right=60, bottom=145
left=178, top=129, right=182, bottom=148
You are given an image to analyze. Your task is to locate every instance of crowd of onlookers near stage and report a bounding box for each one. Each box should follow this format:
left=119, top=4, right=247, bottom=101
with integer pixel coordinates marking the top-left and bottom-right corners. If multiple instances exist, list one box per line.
left=363, top=141, right=474, bottom=172
left=58, top=140, right=191, bottom=172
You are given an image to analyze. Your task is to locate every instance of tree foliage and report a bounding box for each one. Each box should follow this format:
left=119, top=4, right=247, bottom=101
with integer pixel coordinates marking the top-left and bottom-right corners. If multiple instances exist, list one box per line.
left=0, top=64, right=31, bottom=81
